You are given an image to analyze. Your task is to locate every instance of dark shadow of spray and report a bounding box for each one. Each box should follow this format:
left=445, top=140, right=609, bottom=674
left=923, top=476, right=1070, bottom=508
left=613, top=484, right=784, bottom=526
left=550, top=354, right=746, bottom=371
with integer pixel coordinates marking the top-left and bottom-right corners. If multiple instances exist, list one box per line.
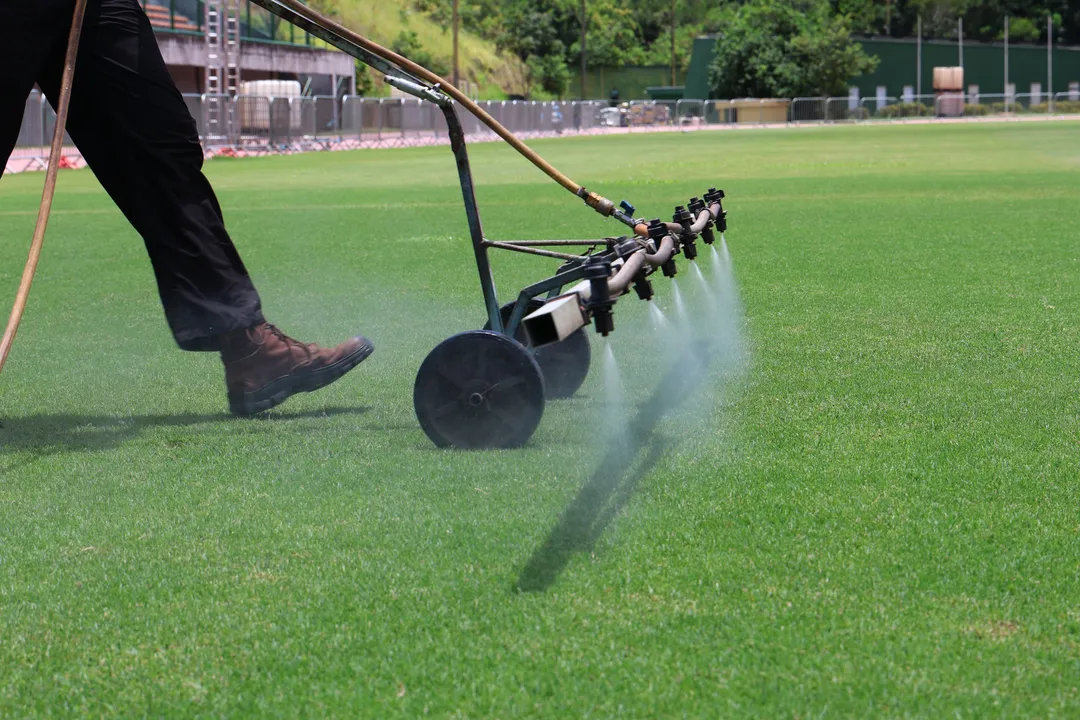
left=516, top=339, right=712, bottom=593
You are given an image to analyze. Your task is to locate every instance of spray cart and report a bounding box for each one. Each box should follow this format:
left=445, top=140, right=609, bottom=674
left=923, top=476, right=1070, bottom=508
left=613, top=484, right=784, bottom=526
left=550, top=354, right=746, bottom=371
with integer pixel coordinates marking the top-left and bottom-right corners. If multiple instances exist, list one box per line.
left=250, top=0, right=730, bottom=449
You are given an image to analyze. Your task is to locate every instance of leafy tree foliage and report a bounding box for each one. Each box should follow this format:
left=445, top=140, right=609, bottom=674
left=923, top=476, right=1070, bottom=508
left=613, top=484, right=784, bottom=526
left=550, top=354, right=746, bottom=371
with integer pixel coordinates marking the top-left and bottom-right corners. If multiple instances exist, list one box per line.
left=492, top=0, right=576, bottom=96
left=391, top=28, right=451, bottom=78
left=832, top=0, right=1080, bottom=44
left=568, top=0, right=647, bottom=69
left=387, top=0, right=1080, bottom=98
left=709, top=0, right=878, bottom=98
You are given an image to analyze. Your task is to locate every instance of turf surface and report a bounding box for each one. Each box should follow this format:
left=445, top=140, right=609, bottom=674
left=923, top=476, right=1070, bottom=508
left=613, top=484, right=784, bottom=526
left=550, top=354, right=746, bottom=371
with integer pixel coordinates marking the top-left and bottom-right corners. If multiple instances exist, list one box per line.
left=1, top=122, right=1079, bottom=716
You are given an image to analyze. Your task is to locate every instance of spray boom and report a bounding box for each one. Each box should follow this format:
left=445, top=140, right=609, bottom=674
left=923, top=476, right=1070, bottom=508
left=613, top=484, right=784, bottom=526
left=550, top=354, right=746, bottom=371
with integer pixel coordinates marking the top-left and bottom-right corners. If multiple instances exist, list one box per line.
left=520, top=194, right=727, bottom=348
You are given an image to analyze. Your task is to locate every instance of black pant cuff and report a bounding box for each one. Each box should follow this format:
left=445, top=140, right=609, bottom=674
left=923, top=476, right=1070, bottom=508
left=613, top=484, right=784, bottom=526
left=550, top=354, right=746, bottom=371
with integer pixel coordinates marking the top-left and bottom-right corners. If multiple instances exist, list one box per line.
left=173, top=311, right=266, bottom=352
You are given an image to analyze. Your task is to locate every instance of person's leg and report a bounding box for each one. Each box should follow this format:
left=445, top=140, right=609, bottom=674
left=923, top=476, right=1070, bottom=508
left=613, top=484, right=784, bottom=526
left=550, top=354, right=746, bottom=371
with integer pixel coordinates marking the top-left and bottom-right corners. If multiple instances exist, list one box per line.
left=35, top=0, right=263, bottom=351
left=0, top=3, right=71, bottom=172
left=31, top=0, right=373, bottom=414
left=14, top=0, right=371, bottom=412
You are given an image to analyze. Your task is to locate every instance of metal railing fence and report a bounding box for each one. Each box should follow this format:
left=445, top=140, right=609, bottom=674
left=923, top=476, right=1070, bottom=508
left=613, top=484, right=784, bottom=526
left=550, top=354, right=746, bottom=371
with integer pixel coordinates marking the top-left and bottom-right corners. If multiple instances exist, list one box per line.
left=930, top=92, right=1066, bottom=116
left=9, top=91, right=1080, bottom=169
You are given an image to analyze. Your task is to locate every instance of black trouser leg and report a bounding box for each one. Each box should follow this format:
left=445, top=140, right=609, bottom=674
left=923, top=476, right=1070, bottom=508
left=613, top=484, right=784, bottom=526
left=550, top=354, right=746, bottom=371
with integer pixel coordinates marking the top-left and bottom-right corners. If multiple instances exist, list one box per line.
left=1, top=0, right=264, bottom=351
left=0, top=4, right=68, bottom=182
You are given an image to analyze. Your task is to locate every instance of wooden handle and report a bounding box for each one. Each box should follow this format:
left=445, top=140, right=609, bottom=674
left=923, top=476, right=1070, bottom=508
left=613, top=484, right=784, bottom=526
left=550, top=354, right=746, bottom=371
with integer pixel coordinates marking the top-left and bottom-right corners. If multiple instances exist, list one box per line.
left=0, top=0, right=89, bottom=375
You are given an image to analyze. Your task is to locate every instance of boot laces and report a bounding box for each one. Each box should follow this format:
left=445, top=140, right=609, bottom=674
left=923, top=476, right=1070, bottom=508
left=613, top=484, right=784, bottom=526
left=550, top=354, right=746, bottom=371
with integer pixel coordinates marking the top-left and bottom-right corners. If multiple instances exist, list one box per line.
left=265, top=324, right=316, bottom=358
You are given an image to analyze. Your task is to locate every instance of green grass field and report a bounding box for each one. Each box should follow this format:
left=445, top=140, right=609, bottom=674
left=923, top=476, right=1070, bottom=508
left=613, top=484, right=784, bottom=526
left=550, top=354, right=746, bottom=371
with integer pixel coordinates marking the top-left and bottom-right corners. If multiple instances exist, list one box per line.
left=2, top=122, right=1079, bottom=716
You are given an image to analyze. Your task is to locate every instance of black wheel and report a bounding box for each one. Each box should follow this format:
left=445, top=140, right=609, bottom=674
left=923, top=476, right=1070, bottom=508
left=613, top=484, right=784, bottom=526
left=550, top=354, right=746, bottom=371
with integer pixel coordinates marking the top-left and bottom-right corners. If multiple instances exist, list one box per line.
left=484, top=300, right=591, bottom=399
left=414, top=330, right=546, bottom=449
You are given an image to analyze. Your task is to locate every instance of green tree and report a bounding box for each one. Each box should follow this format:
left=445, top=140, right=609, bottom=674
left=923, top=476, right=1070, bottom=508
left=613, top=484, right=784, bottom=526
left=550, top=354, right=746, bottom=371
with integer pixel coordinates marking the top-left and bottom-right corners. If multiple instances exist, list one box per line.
left=396, top=0, right=1080, bottom=98
left=354, top=60, right=375, bottom=95
left=491, top=0, right=577, bottom=96
left=709, top=0, right=878, bottom=98
left=643, top=23, right=702, bottom=72
left=1002, top=16, right=1043, bottom=40
left=567, top=0, right=647, bottom=69
left=391, top=29, right=451, bottom=78
left=789, top=15, right=880, bottom=96
left=527, top=53, right=571, bottom=96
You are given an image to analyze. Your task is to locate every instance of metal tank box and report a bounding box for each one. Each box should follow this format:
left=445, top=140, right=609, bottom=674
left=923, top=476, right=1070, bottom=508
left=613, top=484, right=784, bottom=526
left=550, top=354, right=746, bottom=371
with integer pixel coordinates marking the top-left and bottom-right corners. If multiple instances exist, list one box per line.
left=239, top=79, right=303, bottom=131
left=731, top=98, right=789, bottom=124
left=933, top=66, right=964, bottom=117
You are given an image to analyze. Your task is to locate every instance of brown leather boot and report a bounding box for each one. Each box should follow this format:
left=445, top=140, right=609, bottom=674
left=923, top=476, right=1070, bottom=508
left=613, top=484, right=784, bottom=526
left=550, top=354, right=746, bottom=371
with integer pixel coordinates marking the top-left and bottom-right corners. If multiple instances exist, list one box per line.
left=219, top=323, right=374, bottom=415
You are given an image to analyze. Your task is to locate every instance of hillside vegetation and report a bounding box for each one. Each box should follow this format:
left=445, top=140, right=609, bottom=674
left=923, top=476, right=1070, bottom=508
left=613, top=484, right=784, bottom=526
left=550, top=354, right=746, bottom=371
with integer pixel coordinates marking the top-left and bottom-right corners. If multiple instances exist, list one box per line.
left=309, top=0, right=527, bottom=99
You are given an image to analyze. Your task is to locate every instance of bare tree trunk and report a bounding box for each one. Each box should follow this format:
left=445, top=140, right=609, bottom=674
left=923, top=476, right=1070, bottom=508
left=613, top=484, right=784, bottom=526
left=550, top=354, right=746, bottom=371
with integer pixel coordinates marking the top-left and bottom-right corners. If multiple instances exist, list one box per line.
left=580, top=0, right=587, bottom=100
left=670, top=0, right=676, bottom=86
left=452, top=0, right=459, bottom=87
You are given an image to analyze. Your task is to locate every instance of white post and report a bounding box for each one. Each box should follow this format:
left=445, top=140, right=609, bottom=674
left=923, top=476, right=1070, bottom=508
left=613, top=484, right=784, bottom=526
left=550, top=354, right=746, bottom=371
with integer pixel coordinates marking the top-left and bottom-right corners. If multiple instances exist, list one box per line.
left=916, top=16, right=922, bottom=99
left=1048, top=15, right=1054, bottom=112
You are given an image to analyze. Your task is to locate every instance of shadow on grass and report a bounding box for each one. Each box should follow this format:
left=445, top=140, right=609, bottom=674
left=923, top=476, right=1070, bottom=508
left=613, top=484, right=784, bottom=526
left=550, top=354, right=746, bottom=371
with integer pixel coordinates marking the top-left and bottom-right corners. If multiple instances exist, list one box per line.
left=516, top=340, right=712, bottom=593
left=0, top=406, right=371, bottom=460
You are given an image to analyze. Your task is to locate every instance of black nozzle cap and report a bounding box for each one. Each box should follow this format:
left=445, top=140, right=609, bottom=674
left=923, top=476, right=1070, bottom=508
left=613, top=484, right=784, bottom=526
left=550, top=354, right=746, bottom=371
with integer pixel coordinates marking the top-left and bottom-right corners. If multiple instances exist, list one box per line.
left=662, top=258, right=677, bottom=278
left=619, top=200, right=636, bottom=215
left=704, top=188, right=727, bottom=233
left=683, top=239, right=698, bottom=260
left=584, top=256, right=612, bottom=279
left=585, top=256, right=613, bottom=310
left=673, top=205, right=693, bottom=227
left=646, top=218, right=668, bottom=241
left=593, top=309, right=615, bottom=336
left=614, top=237, right=638, bottom=259
left=689, top=195, right=713, bottom=243
left=633, top=274, right=654, bottom=301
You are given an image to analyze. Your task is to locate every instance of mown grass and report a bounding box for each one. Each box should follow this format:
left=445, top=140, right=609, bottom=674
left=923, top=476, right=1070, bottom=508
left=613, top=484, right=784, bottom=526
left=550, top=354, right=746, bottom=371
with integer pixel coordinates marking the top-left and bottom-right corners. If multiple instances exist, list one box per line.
left=1, top=121, right=1079, bottom=716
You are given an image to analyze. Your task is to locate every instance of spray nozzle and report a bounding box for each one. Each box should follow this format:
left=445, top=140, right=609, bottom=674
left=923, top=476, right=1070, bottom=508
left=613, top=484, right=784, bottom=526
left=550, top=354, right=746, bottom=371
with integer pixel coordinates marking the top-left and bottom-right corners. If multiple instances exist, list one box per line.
left=705, top=187, right=727, bottom=233
left=673, top=206, right=698, bottom=261
left=646, top=218, right=677, bottom=276
left=673, top=205, right=694, bottom=229
left=688, top=196, right=716, bottom=246
left=584, top=257, right=615, bottom=336
left=646, top=218, right=669, bottom=253
left=632, top=271, right=654, bottom=301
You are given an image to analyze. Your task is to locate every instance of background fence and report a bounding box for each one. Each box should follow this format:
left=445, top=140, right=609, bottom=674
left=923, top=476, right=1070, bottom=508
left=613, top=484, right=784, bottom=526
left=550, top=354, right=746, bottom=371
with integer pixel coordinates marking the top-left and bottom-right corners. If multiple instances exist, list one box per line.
left=8, top=90, right=1080, bottom=168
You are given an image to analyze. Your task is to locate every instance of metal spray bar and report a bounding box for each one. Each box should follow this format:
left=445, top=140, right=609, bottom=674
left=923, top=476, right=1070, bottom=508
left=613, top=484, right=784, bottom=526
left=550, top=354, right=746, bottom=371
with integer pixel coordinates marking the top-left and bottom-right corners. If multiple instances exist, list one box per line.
left=522, top=197, right=727, bottom=347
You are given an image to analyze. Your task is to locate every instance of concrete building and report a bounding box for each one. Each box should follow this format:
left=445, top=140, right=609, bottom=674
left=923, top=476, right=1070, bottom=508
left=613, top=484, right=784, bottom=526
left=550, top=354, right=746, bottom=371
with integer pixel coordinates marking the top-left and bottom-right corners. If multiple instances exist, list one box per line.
left=142, top=0, right=355, bottom=97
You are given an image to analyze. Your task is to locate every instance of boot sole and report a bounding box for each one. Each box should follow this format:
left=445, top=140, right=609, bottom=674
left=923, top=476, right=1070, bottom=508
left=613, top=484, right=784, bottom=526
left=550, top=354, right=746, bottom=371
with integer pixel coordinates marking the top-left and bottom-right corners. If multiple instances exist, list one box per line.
left=229, top=337, right=374, bottom=416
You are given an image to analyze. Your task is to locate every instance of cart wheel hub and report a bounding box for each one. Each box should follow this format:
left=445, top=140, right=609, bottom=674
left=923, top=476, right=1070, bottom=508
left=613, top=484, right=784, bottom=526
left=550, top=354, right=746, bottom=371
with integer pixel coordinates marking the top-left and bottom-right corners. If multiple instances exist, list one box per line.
left=413, top=330, right=545, bottom=449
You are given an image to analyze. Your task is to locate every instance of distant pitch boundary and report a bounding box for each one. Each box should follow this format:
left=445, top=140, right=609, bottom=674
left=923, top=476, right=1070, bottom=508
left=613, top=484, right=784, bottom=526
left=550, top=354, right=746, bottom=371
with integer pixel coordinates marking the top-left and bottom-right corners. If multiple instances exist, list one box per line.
left=6, top=112, right=1079, bottom=175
